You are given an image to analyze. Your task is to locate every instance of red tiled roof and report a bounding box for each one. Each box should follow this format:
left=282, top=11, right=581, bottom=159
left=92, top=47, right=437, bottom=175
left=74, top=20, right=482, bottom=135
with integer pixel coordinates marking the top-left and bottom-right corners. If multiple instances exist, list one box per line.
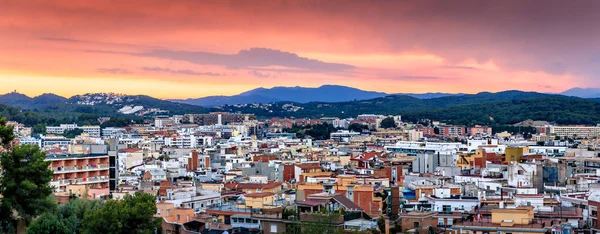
left=296, top=200, right=329, bottom=207
left=120, top=148, right=141, bottom=153
left=295, top=163, right=321, bottom=170
left=352, top=152, right=386, bottom=161
left=245, top=192, right=275, bottom=198
left=333, top=194, right=363, bottom=211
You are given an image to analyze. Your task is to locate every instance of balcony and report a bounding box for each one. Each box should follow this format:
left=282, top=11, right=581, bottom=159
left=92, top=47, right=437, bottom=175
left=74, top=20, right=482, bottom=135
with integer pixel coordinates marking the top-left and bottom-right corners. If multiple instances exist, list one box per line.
left=51, top=176, right=109, bottom=187
left=52, top=164, right=109, bottom=174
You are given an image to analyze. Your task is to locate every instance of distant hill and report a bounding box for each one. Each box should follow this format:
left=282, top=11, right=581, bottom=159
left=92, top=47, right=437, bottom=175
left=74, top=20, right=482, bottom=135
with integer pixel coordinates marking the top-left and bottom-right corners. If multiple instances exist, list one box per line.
left=0, top=92, right=207, bottom=118
left=398, top=92, right=463, bottom=99
left=560, top=87, right=600, bottom=98
left=34, top=93, right=68, bottom=106
left=401, top=96, right=600, bottom=125
left=0, top=92, right=68, bottom=109
left=219, top=90, right=600, bottom=125
left=218, top=90, right=552, bottom=119
left=172, top=85, right=389, bottom=106
left=173, top=94, right=281, bottom=107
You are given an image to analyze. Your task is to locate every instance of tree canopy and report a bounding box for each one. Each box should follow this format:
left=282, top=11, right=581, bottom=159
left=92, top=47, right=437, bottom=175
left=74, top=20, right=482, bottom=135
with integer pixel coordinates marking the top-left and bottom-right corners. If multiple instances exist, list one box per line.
left=379, top=117, right=396, bottom=129
left=0, top=144, right=55, bottom=233
left=81, top=192, right=158, bottom=234
left=28, top=193, right=158, bottom=234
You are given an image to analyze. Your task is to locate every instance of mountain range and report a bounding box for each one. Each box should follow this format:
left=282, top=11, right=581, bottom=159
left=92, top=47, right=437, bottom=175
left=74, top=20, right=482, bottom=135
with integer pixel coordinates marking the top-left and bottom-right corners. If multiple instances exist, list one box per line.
left=0, top=92, right=207, bottom=116
left=1, top=85, right=600, bottom=126
left=171, top=85, right=462, bottom=107
left=560, top=87, right=600, bottom=98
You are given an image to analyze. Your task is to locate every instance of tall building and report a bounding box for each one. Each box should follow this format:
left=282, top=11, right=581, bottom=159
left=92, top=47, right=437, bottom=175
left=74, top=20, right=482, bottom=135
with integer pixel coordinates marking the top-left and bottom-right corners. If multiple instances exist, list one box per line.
left=46, top=154, right=110, bottom=193
left=185, top=112, right=256, bottom=126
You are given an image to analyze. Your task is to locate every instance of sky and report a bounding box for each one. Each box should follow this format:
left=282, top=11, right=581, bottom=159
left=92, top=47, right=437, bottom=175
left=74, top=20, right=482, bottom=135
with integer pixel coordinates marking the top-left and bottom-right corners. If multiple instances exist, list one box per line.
left=1, top=0, right=600, bottom=99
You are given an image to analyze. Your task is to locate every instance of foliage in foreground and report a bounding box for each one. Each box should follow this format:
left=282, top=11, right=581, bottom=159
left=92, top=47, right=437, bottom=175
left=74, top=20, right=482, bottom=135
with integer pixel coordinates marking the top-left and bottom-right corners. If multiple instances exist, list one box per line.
left=0, top=118, right=55, bottom=233
left=27, top=192, right=158, bottom=234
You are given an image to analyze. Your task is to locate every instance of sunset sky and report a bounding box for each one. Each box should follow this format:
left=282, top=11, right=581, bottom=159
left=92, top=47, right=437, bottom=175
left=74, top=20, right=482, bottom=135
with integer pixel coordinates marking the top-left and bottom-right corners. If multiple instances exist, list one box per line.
left=1, top=0, right=600, bottom=99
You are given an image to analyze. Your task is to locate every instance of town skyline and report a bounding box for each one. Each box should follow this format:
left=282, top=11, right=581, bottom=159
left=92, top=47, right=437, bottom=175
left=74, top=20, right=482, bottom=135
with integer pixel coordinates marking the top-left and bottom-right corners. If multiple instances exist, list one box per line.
left=3, top=0, right=600, bottom=98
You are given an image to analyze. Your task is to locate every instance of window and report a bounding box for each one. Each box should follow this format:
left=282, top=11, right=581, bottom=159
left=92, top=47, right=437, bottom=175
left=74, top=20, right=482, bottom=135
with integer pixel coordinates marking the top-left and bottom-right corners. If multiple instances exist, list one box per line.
left=442, top=205, right=451, bottom=213
left=177, top=215, right=180, bottom=221
left=414, top=222, right=419, bottom=228
left=270, top=224, right=277, bottom=232
left=252, top=219, right=259, bottom=224
left=232, top=218, right=238, bottom=223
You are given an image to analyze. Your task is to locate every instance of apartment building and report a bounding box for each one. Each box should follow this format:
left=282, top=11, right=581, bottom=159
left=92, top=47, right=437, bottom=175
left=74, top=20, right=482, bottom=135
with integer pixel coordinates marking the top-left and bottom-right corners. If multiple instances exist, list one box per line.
left=102, top=127, right=126, bottom=138
left=46, top=154, right=110, bottom=193
left=468, top=125, right=493, bottom=136
left=549, top=125, right=600, bottom=139
left=81, top=125, right=101, bottom=138
left=46, top=124, right=101, bottom=138
left=438, top=125, right=466, bottom=137
left=164, top=134, right=213, bottom=148
left=185, top=112, right=256, bottom=126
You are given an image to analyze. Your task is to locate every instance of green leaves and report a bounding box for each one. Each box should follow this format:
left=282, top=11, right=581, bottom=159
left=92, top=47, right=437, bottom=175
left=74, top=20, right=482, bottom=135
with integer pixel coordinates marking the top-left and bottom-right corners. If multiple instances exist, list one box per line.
left=0, top=144, right=55, bottom=233
left=380, top=117, right=397, bottom=129
left=0, top=117, right=14, bottom=147
left=81, top=192, right=158, bottom=234
left=28, top=193, right=158, bottom=234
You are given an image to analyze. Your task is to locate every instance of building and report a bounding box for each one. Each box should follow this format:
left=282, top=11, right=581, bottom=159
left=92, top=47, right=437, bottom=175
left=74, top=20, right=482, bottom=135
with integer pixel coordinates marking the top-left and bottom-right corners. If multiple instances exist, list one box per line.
left=296, top=175, right=386, bottom=217
left=505, top=147, right=528, bottom=162
left=102, top=127, right=126, bottom=138
left=45, top=124, right=101, bottom=138
left=155, top=117, right=174, bottom=128
left=81, top=125, right=101, bottom=138
left=185, top=112, right=256, bottom=126
left=438, top=125, right=466, bottom=137
left=412, top=153, right=456, bottom=174
left=468, top=125, right=493, bottom=136
left=46, top=153, right=110, bottom=194
left=330, top=130, right=361, bottom=142
left=451, top=206, right=573, bottom=234
left=549, top=125, right=600, bottom=139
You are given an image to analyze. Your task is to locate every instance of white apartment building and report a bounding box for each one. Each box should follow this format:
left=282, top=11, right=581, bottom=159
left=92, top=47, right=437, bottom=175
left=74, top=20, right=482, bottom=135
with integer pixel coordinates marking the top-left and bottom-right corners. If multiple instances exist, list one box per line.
left=330, top=130, right=360, bottom=142
left=46, top=126, right=66, bottom=134
left=466, top=139, right=499, bottom=152
left=19, top=137, right=42, bottom=147
left=407, top=129, right=424, bottom=141
left=102, top=127, right=126, bottom=138
left=164, top=135, right=213, bottom=148
left=155, top=117, right=174, bottom=128
left=46, top=124, right=101, bottom=138
left=549, top=125, right=600, bottom=139
left=81, top=125, right=101, bottom=138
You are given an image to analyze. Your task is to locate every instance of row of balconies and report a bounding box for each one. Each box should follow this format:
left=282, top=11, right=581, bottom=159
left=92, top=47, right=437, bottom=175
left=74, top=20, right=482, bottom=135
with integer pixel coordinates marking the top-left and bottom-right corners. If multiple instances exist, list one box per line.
left=51, top=176, right=110, bottom=187
left=52, top=164, right=109, bottom=173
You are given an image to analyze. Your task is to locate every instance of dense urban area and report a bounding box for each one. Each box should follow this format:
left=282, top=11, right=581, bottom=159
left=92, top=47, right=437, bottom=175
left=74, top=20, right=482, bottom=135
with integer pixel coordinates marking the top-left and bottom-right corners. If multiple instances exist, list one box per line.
left=2, top=98, right=600, bottom=234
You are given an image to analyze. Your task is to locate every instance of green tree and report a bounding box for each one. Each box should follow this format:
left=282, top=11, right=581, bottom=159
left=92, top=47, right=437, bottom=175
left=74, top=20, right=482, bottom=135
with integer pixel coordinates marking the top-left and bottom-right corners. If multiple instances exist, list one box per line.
left=28, top=198, right=104, bottom=234
left=380, top=117, right=397, bottom=129
left=348, top=123, right=368, bottom=132
left=32, top=123, right=47, bottom=135
left=0, top=117, right=14, bottom=146
left=82, top=192, right=158, bottom=234
left=0, top=144, right=55, bottom=233
left=26, top=212, right=73, bottom=234
left=63, top=128, right=84, bottom=138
